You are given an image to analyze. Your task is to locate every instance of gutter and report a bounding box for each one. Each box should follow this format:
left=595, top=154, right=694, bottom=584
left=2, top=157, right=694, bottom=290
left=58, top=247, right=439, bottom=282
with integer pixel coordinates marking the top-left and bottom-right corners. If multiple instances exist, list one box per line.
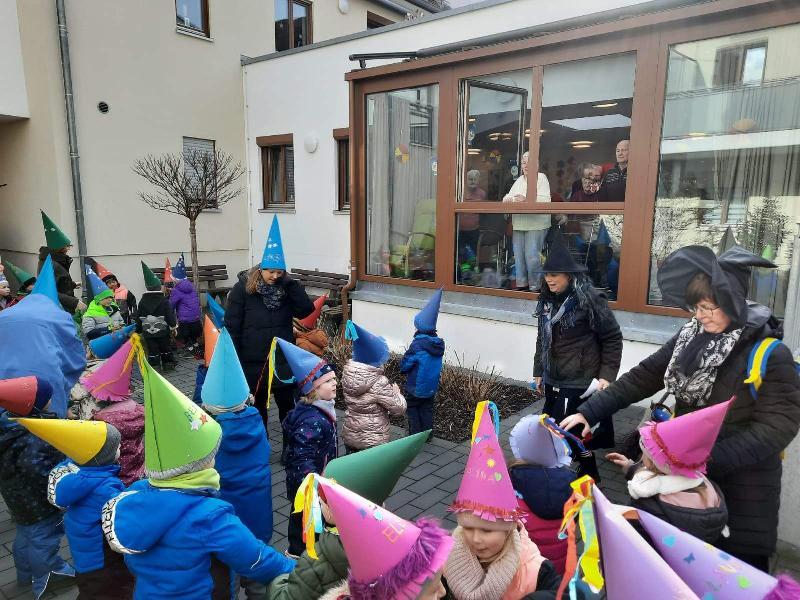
left=372, top=0, right=415, bottom=15
left=55, top=0, right=88, bottom=294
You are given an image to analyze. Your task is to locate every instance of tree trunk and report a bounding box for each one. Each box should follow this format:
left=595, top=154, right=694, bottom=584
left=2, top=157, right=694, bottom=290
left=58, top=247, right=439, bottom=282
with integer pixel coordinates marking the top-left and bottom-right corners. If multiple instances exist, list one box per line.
left=189, top=219, right=201, bottom=300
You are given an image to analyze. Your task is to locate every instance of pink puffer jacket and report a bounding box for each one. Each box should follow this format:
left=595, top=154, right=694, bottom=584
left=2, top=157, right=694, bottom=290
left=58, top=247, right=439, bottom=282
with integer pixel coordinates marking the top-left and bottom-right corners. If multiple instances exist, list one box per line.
left=341, top=360, right=406, bottom=449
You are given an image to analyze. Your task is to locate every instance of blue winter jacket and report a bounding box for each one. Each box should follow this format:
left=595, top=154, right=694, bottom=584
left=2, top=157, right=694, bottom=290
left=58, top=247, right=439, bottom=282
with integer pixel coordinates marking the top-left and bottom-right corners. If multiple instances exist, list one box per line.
left=283, top=403, right=337, bottom=492
left=192, top=364, right=208, bottom=406
left=215, top=406, right=273, bottom=543
left=400, top=333, right=445, bottom=399
left=102, top=479, right=295, bottom=599
left=509, top=464, right=576, bottom=521
left=48, top=460, right=125, bottom=573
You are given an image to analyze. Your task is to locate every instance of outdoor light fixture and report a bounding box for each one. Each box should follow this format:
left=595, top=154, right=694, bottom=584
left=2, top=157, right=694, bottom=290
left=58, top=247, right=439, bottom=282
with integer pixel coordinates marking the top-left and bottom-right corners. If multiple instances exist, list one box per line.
left=304, top=134, right=319, bottom=153
left=593, top=102, right=618, bottom=108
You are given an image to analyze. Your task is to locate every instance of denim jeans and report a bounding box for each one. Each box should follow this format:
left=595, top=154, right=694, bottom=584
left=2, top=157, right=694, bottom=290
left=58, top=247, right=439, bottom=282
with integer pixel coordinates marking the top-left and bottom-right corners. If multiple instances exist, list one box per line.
left=406, top=394, right=434, bottom=436
left=512, top=228, right=548, bottom=289
left=13, top=514, right=69, bottom=583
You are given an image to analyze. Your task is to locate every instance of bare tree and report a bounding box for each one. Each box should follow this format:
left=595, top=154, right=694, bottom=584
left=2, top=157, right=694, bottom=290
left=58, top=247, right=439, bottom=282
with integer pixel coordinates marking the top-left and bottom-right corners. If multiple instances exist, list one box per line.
left=133, top=148, right=244, bottom=289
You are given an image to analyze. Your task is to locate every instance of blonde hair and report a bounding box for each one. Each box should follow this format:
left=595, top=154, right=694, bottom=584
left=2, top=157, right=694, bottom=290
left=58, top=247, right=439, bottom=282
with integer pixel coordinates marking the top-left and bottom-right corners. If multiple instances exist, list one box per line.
left=245, top=266, right=262, bottom=294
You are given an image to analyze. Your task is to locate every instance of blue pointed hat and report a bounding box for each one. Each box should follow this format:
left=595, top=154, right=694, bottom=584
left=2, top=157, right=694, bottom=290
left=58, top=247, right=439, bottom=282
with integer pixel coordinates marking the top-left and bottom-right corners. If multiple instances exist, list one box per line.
left=201, top=329, right=250, bottom=409
left=275, top=337, right=333, bottom=395
left=207, top=293, right=225, bottom=329
left=31, top=255, right=60, bottom=307
left=88, top=324, right=136, bottom=359
left=345, top=320, right=389, bottom=367
left=261, top=215, right=287, bottom=270
left=596, top=219, right=611, bottom=246
left=172, top=254, right=187, bottom=280
left=413, top=288, right=442, bottom=333
left=85, top=265, right=111, bottom=301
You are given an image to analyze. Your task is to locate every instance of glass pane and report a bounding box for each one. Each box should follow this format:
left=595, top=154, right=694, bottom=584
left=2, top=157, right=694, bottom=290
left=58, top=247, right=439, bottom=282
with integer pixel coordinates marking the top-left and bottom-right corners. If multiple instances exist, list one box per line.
left=648, top=24, right=800, bottom=317
left=459, top=70, right=532, bottom=203
left=286, top=146, right=295, bottom=203
left=176, top=0, right=206, bottom=32
left=456, top=212, right=623, bottom=299
left=540, top=53, right=636, bottom=202
left=269, top=147, right=284, bottom=205
left=293, top=2, right=309, bottom=48
left=366, top=86, right=439, bottom=281
left=274, top=0, right=289, bottom=51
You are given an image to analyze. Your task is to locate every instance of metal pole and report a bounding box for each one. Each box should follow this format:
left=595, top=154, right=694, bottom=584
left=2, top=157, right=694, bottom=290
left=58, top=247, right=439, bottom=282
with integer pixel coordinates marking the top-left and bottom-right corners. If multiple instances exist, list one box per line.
left=55, top=0, right=88, bottom=296
left=782, top=223, right=800, bottom=352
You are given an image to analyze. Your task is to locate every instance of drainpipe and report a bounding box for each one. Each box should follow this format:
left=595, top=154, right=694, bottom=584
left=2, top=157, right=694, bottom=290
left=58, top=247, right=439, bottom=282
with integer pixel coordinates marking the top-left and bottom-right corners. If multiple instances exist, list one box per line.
left=341, top=82, right=359, bottom=335
left=55, top=0, right=88, bottom=295
left=783, top=223, right=800, bottom=353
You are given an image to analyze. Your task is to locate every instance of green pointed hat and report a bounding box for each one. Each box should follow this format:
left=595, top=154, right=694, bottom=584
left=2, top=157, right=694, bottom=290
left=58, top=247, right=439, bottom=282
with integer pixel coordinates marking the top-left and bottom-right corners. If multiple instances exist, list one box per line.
left=3, top=260, right=36, bottom=288
left=323, top=430, right=430, bottom=504
left=141, top=261, right=162, bottom=291
left=141, top=358, right=221, bottom=480
left=40, top=210, right=72, bottom=250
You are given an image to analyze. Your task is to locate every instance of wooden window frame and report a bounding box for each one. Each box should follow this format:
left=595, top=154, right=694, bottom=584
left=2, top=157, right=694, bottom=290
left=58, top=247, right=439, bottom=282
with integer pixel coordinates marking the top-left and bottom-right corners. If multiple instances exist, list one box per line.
left=350, top=0, right=800, bottom=315
left=334, top=128, right=350, bottom=212
left=175, top=0, right=210, bottom=37
left=367, top=11, right=393, bottom=30
left=276, top=0, right=313, bottom=51
left=257, top=134, right=295, bottom=209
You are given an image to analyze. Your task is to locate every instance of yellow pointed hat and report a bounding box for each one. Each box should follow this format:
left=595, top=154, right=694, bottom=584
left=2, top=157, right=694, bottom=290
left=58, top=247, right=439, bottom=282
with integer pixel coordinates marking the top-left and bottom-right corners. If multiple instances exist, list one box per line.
left=15, top=418, right=112, bottom=465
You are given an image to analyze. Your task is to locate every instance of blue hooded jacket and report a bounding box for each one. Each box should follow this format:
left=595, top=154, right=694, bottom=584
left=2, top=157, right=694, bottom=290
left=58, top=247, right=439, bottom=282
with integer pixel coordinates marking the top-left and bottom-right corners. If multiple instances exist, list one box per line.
left=400, top=333, right=445, bottom=398
left=49, top=460, right=125, bottom=573
left=214, top=406, right=273, bottom=543
left=509, top=464, right=575, bottom=521
left=282, top=403, right=337, bottom=491
left=102, top=480, right=295, bottom=599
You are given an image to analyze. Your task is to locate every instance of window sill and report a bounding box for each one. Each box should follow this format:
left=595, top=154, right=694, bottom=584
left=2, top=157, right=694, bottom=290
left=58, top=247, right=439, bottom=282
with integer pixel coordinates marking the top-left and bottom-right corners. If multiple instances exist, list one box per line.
left=259, top=206, right=296, bottom=214
left=176, top=27, right=213, bottom=42
left=201, top=208, right=222, bottom=213
left=333, top=209, right=350, bottom=215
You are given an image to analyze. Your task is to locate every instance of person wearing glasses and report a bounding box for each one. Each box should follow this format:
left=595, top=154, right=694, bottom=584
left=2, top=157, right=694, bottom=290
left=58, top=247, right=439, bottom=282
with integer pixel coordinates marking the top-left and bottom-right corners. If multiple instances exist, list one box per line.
left=561, top=245, right=800, bottom=573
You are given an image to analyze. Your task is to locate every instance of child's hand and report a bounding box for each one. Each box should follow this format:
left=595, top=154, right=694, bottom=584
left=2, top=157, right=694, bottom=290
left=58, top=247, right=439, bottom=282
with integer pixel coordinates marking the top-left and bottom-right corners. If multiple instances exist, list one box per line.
left=606, top=452, right=634, bottom=473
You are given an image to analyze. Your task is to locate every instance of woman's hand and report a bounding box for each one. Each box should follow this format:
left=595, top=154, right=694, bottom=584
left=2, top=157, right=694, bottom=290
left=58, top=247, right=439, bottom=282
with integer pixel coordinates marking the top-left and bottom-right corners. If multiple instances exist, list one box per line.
left=533, top=377, right=542, bottom=392
left=606, top=452, right=634, bottom=474
left=513, top=194, right=526, bottom=203
left=560, top=413, right=591, bottom=437
left=597, top=378, right=610, bottom=391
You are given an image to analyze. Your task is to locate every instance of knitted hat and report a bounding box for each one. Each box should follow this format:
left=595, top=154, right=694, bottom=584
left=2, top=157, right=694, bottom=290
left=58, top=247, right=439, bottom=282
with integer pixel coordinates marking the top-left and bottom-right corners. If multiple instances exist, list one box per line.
left=201, top=329, right=250, bottom=411
left=172, top=254, right=187, bottom=280
left=4, top=260, right=36, bottom=289
left=163, top=257, right=175, bottom=284
left=593, top=486, right=697, bottom=598
left=0, top=376, right=53, bottom=416
left=323, top=431, right=430, bottom=504
left=206, top=293, right=225, bottom=329
left=41, top=210, right=72, bottom=250
left=141, top=261, right=162, bottom=291
left=637, top=509, right=800, bottom=599
left=317, top=478, right=453, bottom=600
left=203, top=316, right=219, bottom=368
left=274, top=337, right=335, bottom=395
left=16, top=418, right=120, bottom=466
left=639, top=399, right=732, bottom=479
left=141, top=358, right=221, bottom=480
left=88, top=324, right=136, bottom=359
left=509, top=414, right=572, bottom=469
left=345, top=320, right=389, bottom=368
left=297, top=294, right=327, bottom=330
left=539, top=231, right=587, bottom=274
left=80, top=339, right=134, bottom=402
left=450, top=401, right=519, bottom=524
left=414, top=288, right=442, bottom=333
left=31, top=255, right=60, bottom=307
left=261, top=215, right=287, bottom=270
left=85, top=265, right=112, bottom=302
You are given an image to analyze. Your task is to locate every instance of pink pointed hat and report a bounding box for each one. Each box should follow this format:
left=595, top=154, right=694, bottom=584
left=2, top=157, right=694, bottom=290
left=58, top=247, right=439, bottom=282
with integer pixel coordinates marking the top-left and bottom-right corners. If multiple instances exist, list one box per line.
left=450, top=401, right=519, bottom=524
left=637, top=509, right=799, bottom=600
left=317, top=478, right=453, bottom=600
left=593, top=486, right=699, bottom=599
left=639, top=399, right=733, bottom=478
left=80, top=339, right=134, bottom=402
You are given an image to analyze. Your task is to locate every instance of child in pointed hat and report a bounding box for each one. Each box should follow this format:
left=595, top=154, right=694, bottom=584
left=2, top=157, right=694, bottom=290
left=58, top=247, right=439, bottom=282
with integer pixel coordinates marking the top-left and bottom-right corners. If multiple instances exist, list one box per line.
left=82, top=265, right=125, bottom=341
left=315, top=477, right=454, bottom=600
left=0, top=270, right=10, bottom=310
left=101, top=357, right=295, bottom=600
left=274, top=337, right=339, bottom=557
left=89, top=258, right=137, bottom=325
left=341, top=320, right=405, bottom=453
left=14, top=417, right=134, bottom=599
left=401, top=288, right=445, bottom=437
left=37, top=210, right=84, bottom=314
left=0, top=376, right=77, bottom=599
left=169, top=254, right=203, bottom=358
left=293, top=294, right=329, bottom=357
left=2, top=259, right=37, bottom=309
left=606, top=399, right=731, bottom=544
left=508, top=414, right=577, bottom=575
left=444, top=402, right=562, bottom=600
left=135, top=262, right=178, bottom=371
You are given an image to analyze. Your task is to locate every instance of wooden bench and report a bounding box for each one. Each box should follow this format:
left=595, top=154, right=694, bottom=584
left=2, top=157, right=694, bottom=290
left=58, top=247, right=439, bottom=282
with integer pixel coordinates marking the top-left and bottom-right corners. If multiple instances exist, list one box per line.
left=289, top=268, right=350, bottom=326
left=150, top=264, right=233, bottom=300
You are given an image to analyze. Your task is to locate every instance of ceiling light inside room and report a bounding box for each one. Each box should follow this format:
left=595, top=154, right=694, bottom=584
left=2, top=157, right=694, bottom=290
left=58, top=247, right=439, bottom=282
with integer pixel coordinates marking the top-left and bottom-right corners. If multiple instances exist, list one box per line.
left=572, top=144, right=591, bottom=149
left=593, top=102, right=618, bottom=108
left=467, top=149, right=482, bottom=155
left=570, top=140, right=593, bottom=145
left=688, top=132, right=708, bottom=137
left=550, top=114, right=631, bottom=130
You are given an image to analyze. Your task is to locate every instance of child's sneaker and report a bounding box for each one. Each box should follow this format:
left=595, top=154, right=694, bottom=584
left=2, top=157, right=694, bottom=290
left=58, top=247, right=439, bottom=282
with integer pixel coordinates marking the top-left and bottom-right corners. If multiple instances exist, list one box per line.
left=32, top=573, right=50, bottom=600
left=51, top=563, right=76, bottom=578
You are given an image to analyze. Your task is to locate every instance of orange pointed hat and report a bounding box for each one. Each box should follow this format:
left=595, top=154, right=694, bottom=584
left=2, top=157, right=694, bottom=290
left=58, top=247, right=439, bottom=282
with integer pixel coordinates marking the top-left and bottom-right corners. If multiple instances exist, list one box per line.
left=203, top=316, right=220, bottom=368
left=298, top=294, right=327, bottom=329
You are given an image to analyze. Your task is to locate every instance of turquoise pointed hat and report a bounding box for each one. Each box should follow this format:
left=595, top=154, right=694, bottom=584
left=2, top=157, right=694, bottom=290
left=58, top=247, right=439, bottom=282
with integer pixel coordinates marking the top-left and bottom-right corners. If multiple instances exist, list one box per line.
left=31, top=255, right=60, bottom=306
left=201, top=329, right=250, bottom=409
left=206, top=293, right=225, bottom=329
left=413, top=288, right=442, bottom=333
left=261, top=215, right=287, bottom=270
left=275, top=337, right=333, bottom=395
left=85, top=265, right=112, bottom=301
left=345, top=320, right=389, bottom=367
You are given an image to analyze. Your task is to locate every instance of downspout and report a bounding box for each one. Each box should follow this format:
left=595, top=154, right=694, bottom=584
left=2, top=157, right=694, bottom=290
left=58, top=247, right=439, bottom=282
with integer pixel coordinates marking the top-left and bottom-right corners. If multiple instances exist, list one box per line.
left=783, top=223, right=800, bottom=353
left=341, top=81, right=359, bottom=334
left=55, top=0, right=88, bottom=294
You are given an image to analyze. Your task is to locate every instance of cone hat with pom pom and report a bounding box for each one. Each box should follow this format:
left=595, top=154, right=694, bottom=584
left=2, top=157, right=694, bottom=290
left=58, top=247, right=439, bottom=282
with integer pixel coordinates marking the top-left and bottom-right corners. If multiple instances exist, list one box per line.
left=201, top=329, right=250, bottom=410
left=81, top=338, right=135, bottom=402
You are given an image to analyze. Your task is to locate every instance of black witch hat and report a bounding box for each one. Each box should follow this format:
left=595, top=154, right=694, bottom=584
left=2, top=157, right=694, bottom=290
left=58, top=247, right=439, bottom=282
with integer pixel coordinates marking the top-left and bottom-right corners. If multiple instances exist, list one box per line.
left=539, top=231, right=587, bottom=274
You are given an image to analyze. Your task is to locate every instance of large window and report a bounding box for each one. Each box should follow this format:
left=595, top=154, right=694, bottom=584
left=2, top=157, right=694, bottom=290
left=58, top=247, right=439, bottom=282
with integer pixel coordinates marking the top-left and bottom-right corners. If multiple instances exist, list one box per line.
left=648, top=24, right=800, bottom=317
left=275, top=0, right=312, bottom=51
left=258, top=135, right=295, bottom=208
left=365, top=85, right=439, bottom=281
left=183, top=137, right=217, bottom=209
left=175, top=0, right=209, bottom=37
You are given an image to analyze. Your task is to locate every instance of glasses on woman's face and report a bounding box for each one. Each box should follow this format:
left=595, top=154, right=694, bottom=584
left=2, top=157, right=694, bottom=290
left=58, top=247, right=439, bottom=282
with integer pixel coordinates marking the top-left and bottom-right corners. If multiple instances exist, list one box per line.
left=691, top=304, right=719, bottom=317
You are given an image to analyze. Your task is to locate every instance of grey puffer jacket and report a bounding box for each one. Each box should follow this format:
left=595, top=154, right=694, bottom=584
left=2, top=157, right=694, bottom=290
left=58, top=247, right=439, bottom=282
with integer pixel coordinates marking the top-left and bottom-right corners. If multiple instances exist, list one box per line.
left=341, top=360, right=406, bottom=449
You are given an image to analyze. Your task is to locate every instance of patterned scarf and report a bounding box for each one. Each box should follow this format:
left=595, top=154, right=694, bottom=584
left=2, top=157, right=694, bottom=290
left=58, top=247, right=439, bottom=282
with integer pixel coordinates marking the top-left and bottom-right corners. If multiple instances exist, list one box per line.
left=664, top=318, right=742, bottom=409
left=256, top=279, right=286, bottom=310
left=538, top=294, right=578, bottom=381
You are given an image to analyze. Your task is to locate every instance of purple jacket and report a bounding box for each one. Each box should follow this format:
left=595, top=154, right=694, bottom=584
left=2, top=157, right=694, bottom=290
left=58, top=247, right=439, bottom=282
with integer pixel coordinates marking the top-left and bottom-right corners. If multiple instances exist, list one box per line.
left=169, top=279, right=202, bottom=323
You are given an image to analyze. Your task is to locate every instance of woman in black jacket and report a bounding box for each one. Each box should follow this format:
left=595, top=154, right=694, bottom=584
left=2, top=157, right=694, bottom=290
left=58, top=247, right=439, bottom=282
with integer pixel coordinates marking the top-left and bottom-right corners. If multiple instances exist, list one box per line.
left=562, top=245, right=800, bottom=571
left=533, top=232, right=623, bottom=481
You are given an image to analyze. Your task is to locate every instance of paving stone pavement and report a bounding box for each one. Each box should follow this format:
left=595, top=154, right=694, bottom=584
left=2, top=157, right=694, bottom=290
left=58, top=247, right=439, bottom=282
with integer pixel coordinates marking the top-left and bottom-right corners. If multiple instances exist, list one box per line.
left=1, top=353, right=797, bottom=598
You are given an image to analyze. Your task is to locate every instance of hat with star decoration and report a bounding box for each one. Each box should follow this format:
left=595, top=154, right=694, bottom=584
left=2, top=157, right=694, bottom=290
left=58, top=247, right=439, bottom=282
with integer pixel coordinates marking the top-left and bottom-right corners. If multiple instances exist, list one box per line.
left=40, top=210, right=72, bottom=250
left=141, top=357, right=221, bottom=480
left=261, top=215, right=287, bottom=270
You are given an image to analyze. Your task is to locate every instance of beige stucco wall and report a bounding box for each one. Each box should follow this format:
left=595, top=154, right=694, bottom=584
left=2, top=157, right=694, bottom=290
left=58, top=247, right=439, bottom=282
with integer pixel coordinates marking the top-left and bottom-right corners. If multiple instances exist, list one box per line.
left=0, top=0, right=29, bottom=119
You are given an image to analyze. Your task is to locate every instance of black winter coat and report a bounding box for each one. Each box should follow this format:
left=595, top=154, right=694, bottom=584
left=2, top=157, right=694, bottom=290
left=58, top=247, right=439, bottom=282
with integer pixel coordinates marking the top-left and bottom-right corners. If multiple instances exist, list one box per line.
left=579, top=305, right=800, bottom=556
left=224, top=270, right=314, bottom=388
left=534, top=287, right=623, bottom=389
left=0, top=416, right=64, bottom=525
left=136, top=292, right=176, bottom=338
left=37, top=246, right=79, bottom=312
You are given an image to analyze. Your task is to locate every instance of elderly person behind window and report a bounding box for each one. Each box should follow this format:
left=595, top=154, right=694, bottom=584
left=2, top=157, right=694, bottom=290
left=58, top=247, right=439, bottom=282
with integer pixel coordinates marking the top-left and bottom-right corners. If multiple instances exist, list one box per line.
left=562, top=245, right=800, bottom=572
left=570, top=163, right=607, bottom=203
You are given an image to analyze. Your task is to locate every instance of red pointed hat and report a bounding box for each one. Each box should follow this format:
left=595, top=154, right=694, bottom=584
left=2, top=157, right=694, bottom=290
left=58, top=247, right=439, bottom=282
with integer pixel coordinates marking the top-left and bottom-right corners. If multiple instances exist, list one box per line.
left=298, top=294, right=327, bottom=329
left=94, top=260, right=114, bottom=281
left=0, top=376, right=53, bottom=416
left=163, top=257, right=174, bottom=283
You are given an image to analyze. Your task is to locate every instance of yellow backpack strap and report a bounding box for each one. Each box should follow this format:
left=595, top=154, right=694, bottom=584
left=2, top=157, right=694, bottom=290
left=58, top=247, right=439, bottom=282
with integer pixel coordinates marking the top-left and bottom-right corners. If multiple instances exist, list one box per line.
left=744, top=337, right=781, bottom=395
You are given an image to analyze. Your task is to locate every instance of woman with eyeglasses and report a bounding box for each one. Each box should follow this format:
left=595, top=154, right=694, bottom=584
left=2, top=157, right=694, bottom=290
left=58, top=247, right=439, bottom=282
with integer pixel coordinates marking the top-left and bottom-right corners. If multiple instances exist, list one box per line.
left=561, top=245, right=800, bottom=572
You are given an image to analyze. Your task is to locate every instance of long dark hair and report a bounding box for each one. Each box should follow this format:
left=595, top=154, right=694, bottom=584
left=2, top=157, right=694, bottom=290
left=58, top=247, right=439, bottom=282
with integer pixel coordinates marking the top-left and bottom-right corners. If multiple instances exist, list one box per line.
left=535, top=273, right=600, bottom=329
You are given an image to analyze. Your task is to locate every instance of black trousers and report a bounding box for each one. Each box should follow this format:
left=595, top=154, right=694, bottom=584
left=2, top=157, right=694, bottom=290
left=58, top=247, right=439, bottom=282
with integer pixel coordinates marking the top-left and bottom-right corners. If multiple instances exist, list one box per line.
left=75, top=544, right=134, bottom=600
left=144, top=336, right=175, bottom=365
left=285, top=480, right=304, bottom=556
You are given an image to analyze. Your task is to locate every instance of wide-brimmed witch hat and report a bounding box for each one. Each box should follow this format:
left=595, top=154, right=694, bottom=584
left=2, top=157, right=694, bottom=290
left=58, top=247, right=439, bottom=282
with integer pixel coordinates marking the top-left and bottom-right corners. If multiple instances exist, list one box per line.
left=540, top=231, right=587, bottom=274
